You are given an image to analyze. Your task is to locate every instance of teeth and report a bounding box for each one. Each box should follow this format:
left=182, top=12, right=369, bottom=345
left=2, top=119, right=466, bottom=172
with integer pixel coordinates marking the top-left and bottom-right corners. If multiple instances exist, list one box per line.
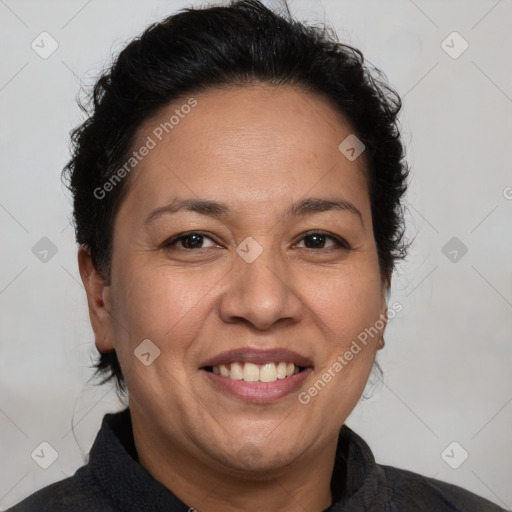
left=276, top=362, right=287, bottom=379
left=260, top=363, right=277, bottom=382
left=230, top=362, right=244, bottom=380
left=211, top=361, right=303, bottom=382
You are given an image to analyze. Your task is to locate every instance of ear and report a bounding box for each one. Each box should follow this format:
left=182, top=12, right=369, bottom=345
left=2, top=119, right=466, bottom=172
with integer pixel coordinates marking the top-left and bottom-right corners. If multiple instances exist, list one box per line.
left=377, top=273, right=391, bottom=350
left=77, top=245, right=114, bottom=354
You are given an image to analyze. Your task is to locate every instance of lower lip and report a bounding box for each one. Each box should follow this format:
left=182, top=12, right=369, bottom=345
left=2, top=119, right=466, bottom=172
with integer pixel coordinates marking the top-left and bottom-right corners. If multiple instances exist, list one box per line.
left=201, top=368, right=313, bottom=403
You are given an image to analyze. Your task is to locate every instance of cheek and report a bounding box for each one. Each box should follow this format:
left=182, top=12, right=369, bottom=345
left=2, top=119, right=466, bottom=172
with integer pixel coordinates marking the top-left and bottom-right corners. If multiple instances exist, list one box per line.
left=298, top=262, right=383, bottom=408
left=113, top=265, right=211, bottom=334
left=302, top=264, right=384, bottom=342
left=302, top=276, right=381, bottom=422
left=109, top=265, right=215, bottom=379
left=108, top=267, right=215, bottom=406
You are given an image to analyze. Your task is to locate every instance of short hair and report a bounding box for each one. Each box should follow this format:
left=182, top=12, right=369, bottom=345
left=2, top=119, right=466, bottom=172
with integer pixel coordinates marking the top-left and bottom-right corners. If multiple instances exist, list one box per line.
left=62, top=0, right=409, bottom=395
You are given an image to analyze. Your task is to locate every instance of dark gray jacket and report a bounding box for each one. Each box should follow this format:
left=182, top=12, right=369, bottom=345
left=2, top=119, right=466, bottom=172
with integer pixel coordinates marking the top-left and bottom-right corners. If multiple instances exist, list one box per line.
left=7, top=408, right=508, bottom=511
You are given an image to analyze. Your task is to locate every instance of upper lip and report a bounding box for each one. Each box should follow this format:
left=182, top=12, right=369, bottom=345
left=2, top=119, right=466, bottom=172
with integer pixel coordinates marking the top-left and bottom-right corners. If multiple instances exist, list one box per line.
left=200, top=348, right=314, bottom=369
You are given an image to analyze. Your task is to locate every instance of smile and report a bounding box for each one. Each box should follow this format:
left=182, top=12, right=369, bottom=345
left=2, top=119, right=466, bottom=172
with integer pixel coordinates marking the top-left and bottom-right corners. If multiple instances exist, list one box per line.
left=205, top=362, right=304, bottom=383
left=200, top=348, right=314, bottom=402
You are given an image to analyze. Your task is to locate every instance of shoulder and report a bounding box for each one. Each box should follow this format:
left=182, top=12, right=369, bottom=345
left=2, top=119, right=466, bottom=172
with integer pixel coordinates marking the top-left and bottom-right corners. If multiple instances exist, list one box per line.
left=5, top=408, right=131, bottom=512
left=377, top=463, right=508, bottom=511
left=339, top=425, right=507, bottom=512
left=5, top=466, right=114, bottom=512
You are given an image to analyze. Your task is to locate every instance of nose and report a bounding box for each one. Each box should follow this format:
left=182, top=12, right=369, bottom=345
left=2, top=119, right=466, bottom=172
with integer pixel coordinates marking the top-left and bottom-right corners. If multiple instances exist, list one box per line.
left=218, top=246, right=304, bottom=330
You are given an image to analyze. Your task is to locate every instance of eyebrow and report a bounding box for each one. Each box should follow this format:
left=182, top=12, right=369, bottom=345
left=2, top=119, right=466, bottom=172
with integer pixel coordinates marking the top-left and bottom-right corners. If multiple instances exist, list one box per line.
left=145, top=196, right=363, bottom=225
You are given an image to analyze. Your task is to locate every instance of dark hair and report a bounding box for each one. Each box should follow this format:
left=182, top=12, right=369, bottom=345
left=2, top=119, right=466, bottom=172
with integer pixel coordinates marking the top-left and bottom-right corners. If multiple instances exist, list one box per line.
left=62, top=0, right=409, bottom=395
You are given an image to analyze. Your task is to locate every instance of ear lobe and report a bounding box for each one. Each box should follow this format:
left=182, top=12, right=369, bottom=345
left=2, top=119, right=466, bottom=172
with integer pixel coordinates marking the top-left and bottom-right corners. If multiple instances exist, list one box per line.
left=378, top=277, right=390, bottom=349
left=77, top=245, right=115, bottom=354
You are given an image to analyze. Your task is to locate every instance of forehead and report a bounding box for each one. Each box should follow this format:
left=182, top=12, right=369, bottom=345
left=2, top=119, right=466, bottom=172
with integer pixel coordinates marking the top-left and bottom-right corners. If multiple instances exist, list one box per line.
left=121, top=84, right=368, bottom=215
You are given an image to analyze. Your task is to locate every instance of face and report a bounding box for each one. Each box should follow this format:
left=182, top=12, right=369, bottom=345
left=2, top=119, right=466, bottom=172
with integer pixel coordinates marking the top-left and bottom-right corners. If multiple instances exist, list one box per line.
left=81, top=84, right=388, bottom=475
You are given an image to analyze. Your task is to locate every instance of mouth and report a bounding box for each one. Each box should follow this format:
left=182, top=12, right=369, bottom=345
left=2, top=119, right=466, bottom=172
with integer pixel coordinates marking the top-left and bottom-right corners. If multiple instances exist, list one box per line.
left=199, top=348, right=313, bottom=402
left=203, top=361, right=307, bottom=383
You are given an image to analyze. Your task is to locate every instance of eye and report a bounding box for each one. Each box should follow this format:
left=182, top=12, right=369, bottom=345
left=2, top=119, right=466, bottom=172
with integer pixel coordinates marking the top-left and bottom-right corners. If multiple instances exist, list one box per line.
left=161, top=230, right=351, bottom=252
left=163, top=231, right=218, bottom=250
left=295, top=231, right=351, bottom=250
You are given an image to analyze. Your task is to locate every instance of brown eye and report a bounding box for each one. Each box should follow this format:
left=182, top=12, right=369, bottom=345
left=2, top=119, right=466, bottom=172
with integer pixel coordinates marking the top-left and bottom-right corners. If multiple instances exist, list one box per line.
left=163, top=232, right=217, bottom=250
left=296, top=231, right=351, bottom=250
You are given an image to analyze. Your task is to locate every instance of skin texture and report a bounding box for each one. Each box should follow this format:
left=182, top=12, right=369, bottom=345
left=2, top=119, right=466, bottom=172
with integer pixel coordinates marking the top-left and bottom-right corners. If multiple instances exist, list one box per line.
left=79, top=84, right=388, bottom=512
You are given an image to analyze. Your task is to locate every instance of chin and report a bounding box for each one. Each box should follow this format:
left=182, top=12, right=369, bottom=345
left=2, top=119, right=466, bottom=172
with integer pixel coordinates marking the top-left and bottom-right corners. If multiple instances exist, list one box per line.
left=207, top=434, right=308, bottom=476
left=224, top=450, right=300, bottom=478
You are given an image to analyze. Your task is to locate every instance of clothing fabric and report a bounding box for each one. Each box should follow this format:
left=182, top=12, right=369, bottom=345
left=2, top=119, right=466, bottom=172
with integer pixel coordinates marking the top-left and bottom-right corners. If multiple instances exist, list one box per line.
left=7, top=407, right=507, bottom=511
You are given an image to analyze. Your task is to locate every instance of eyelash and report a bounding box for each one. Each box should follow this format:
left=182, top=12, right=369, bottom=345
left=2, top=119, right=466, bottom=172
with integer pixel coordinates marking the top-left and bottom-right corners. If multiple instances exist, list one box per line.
left=162, top=230, right=351, bottom=251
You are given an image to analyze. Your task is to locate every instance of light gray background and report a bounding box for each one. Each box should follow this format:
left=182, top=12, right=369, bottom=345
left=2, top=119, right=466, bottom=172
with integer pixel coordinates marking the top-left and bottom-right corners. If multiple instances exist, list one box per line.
left=1, top=0, right=511, bottom=509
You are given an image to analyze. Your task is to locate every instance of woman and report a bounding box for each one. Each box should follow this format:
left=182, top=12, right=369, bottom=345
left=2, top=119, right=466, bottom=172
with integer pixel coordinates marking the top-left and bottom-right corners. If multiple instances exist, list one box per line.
left=7, top=1, right=507, bottom=510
